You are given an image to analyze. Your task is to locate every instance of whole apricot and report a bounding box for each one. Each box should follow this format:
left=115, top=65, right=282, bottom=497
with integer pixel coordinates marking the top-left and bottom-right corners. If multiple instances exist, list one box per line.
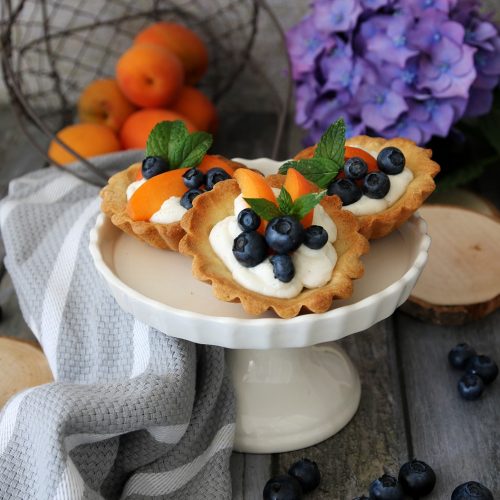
left=120, top=109, right=196, bottom=150
left=116, top=44, right=184, bottom=108
left=170, top=86, right=218, bottom=133
left=134, top=22, right=208, bottom=85
left=48, top=123, right=121, bottom=165
left=78, top=79, right=136, bottom=132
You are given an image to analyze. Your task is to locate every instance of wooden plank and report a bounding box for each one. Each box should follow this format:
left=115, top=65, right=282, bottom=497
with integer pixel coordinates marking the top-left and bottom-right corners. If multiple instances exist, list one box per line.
left=396, top=310, right=500, bottom=497
left=231, top=453, right=273, bottom=500
left=274, top=320, right=409, bottom=499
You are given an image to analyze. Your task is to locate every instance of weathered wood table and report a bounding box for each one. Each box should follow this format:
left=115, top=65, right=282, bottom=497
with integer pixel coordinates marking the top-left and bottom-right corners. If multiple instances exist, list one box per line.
left=0, top=107, right=498, bottom=499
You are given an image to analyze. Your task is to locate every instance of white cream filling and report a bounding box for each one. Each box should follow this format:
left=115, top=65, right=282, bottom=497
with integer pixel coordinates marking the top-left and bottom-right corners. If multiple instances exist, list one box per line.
left=209, top=191, right=338, bottom=299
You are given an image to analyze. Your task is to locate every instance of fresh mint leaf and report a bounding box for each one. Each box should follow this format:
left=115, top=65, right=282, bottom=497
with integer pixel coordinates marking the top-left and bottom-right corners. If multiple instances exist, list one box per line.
left=315, top=118, right=346, bottom=164
left=244, top=198, right=283, bottom=221
left=277, top=187, right=293, bottom=214
left=289, top=191, right=327, bottom=220
left=175, top=131, right=213, bottom=168
left=168, top=121, right=190, bottom=167
left=146, top=121, right=177, bottom=162
left=279, top=158, right=340, bottom=188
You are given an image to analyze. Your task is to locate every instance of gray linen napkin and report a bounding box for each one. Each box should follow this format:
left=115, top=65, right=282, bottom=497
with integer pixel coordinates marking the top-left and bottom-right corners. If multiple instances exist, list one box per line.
left=0, top=151, right=235, bottom=499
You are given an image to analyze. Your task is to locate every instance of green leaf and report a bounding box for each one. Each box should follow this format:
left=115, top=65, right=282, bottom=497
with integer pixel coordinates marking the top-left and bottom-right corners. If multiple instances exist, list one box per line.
left=277, top=187, right=293, bottom=214
left=289, top=191, right=327, bottom=220
left=167, top=121, right=190, bottom=167
left=314, top=118, right=346, bottom=164
left=279, top=158, right=341, bottom=188
left=244, top=198, right=283, bottom=221
left=146, top=121, right=188, bottom=164
left=174, top=131, right=213, bottom=169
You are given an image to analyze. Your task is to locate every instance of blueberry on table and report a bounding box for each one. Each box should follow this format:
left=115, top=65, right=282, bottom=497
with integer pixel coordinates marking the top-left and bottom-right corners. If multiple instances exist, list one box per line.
left=451, top=481, right=494, bottom=500
left=232, top=231, right=267, bottom=268
left=448, top=343, right=477, bottom=370
left=288, top=458, right=321, bottom=493
left=263, top=474, right=303, bottom=500
left=270, top=254, right=295, bottom=283
left=465, top=355, right=498, bottom=385
left=458, top=373, right=484, bottom=400
left=141, top=156, right=169, bottom=179
left=398, top=459, right=436, bottom=497
left=182, top=167, right=205, bottom=189
left=363, top=172, right=391, bottom=199
left=344, top=157, right=368, bottom=180
left=237, top=208, right=261, bottom=232
left=368, top=474, right=404, bottom=500
left=327, top=178, right=362, bottom=206
left=180, top=188, right=203, bottom=209
left=205, top=167, right=231, bottom=190
left=377, top=147, right=405, bottom=175
left=304, top=225, right=328, bottom=250
left=265, top=216, right=305, bottom=254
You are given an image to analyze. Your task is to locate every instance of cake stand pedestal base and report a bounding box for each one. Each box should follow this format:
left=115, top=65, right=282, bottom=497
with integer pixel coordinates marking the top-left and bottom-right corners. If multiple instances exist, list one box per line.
left=227, top=342, right=361, bottom=454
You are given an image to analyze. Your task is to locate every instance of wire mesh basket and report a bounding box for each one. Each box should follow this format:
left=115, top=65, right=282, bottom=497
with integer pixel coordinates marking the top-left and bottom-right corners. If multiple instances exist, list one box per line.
left=1, top=0, right=291, bottom=185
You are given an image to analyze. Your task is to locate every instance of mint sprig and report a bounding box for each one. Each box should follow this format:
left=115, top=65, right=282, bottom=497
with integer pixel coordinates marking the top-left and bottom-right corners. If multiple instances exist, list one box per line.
left=244, top=187, right=326, bottom=222
left=278, top=118, right=346, bottom=188
left=145, top=120, right=213, bottom=169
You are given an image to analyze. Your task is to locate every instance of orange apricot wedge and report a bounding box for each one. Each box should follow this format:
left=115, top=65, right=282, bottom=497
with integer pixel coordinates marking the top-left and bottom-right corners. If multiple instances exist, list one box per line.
left=127, top=168, right=189, bottom=221
left=195, top=154, right=235, bottom=176
left=284, top=168, right=316, bottom=227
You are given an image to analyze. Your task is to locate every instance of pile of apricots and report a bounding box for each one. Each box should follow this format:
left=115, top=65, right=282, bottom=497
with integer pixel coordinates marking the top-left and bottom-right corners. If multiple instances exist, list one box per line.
left=48, top=22, right=217, bottom=165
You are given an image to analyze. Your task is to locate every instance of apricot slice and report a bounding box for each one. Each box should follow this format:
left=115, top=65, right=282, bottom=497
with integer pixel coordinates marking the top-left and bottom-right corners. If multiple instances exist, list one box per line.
left=284, top=168, right=315, bottom=227
left=196, top=154, right=235, bottom=177
left=345, top=146, right=377, bottom=172
left=127, top=168, right=189, bottom=221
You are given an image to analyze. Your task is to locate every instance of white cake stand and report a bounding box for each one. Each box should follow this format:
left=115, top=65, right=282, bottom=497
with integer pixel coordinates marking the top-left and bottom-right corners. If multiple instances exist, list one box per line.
left=89, top=159, right=430, bottom=454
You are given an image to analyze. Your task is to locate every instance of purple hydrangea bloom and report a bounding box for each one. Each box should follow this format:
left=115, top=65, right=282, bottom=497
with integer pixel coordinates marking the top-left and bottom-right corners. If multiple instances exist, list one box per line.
left=313, top=0, right=364, bottom=33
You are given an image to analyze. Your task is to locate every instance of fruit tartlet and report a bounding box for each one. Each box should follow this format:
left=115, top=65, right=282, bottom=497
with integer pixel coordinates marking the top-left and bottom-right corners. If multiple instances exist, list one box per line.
left=100, top=120, right=243, bottom=251
left=283, top=119, right=440, bottom=240
left=179, top=167, right=369, bottom=318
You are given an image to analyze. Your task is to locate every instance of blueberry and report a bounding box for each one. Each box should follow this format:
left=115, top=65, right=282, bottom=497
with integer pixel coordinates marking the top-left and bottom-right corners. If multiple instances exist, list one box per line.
left=368, top=474, right=404, bottom=500
left=182, top=168, right=205, bottom=189
left=270, top=254, right=295, bottom=283
left=237, top=208, right=261, bottom=232
left=263, top=474, right=303, bottom=500
left=327, top=178, right=362, bottom=206
left=344, top=157, right=368, bottom=180
left=448, top=343, right=477, bottom=370
left=232, top=231, right=267, bottom=268
left=458, top=373, right=484, bottom=400
left=398, top=459, right=436, bottom=498
left=303, top=225, right=328, bottom=250
left=466, top=355, right=498, bottom=385
left=451, top=481, right=493, bottom=500
left=265, top=216, right=305, bottom=254
left=363, top=172, right=391, bottom=199
left=180, top=188, right=203, bottom=209
left=377, top=147, right=405, bottom=175
left=141, top=156, right=169, bottom=179
left=205, top=167, right=231, bottom=190
left=288, top=458, right=320, bottom=493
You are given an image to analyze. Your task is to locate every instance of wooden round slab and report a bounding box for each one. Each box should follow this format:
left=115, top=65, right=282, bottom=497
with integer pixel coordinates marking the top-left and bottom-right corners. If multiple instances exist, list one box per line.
left=401, top=205, right=500, bottom=325
left=0, top=337, right=53, bottom=408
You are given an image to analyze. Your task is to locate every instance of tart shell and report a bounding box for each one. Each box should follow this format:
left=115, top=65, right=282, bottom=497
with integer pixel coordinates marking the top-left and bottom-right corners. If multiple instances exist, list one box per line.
left=294, top=136, right=440, bottom=240
left=179, top=179, right=369, bottom=318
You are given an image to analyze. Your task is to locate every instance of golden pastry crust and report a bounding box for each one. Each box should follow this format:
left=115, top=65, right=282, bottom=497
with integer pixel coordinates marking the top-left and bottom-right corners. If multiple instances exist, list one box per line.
left=179, top=179, right=369, bottom=318
left=294, top=136, right=440, bottom=239
left=100, top=156, right=246, bottom=251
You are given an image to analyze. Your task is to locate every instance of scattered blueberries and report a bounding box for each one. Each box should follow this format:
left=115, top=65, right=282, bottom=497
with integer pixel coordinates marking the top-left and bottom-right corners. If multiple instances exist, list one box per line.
left=263, top=474, right=303, bottom=500
left=458, top=373, right=485, bottom=401
left=265, top=216, right=305, bottom=254
left=451, top=481, right=494, bottom=500
left=288, top=458, right=321, bottom=493
left=449, top=343, right=477, bottom=370
left=141, top=156, right=169, bottom=179
left=205, top=167, right=231, bottom=190
left=182, top=167, right=205, bottom=189
left=363, top=171, right=390, bottom=199
left=180, top=188, right=203, bottom=209
left=237, top=208, right=261, bottom=232
left=465, top=355, right=498, bottom=385
left=327, top=178, right=362, bottom=206
left=368, top=474, right=404, bottom=500
left=344, top=157, right=368, bottom=180
left=232, top=231, right=267, bottom=267
left=303, top=225, right=328, bottom=250
left=270, top=254, right=295, bottom=283
left=398, top=459, right=436, bottom=498
left=377, top=147, right=405, bottom=175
